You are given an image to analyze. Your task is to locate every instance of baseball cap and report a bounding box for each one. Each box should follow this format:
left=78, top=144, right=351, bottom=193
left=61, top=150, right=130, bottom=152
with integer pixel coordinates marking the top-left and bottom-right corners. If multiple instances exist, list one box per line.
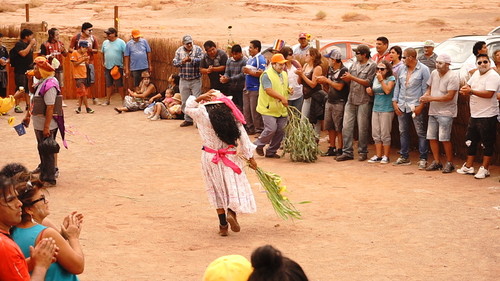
left=436, top=53, right=451, bottom=64
left=104, top=27, right=117, bottom=35
left=423, top=40, right=435, bottom=47
left=182, top=35, right=193, bottom=44
left=324, top=49, right=342, bottom=60
left=353, top=44, right=371, bottom=57
left=202, top=255, right=252, bottom=281
left=131, top=29, right=142, bottom=38
left=298, top=32, right=307, bottom=39
left=110, top=66, right=121, bottom=80
left=271, top=53, right=288, bottom=64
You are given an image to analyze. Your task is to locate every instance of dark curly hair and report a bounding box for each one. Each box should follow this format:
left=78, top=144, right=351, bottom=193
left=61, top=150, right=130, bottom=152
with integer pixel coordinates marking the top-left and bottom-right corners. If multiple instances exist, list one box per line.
left=205, top=103, right=241, bottom=146
left=248, top=245, right=309, bottom=281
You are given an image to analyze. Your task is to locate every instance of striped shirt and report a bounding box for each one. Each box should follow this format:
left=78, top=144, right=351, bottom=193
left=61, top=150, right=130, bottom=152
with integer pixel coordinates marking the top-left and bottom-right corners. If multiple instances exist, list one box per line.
left=224, top=57, right=247, bottom=91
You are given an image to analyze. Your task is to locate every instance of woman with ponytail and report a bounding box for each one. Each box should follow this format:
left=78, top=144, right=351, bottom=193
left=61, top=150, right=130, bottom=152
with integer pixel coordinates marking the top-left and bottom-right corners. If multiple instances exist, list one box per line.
left=185, top=90, right=258, bottom=236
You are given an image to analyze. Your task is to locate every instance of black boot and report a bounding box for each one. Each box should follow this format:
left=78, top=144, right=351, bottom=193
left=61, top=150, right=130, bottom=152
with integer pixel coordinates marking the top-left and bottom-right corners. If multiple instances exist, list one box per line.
left=324, top=147, right=336, bottom=156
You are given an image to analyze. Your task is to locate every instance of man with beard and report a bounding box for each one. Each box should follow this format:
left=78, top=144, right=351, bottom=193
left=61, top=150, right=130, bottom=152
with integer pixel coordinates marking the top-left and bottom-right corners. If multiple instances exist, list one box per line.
left=457, top=53, right=500, bottom=179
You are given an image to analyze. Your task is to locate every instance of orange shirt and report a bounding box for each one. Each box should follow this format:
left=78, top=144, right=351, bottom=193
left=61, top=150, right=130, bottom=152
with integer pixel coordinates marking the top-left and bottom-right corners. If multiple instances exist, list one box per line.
left=70, top=50, right=87, bottom=79
left=0, top=231, right=30, bottom=281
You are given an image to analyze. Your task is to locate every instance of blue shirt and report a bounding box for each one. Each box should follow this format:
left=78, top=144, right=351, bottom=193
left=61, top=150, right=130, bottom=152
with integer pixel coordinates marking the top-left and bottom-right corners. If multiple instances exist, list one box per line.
left=124, top=38, right=151, bottom=71
left=393, top=62, right=430, bottom=113
left=172, top=45, right=203, bottom=80
left=244, top=54, right=266, bottom=91
left=101, top=38, right=126, bottom=69
left=372, top=75, right=395, bottom=112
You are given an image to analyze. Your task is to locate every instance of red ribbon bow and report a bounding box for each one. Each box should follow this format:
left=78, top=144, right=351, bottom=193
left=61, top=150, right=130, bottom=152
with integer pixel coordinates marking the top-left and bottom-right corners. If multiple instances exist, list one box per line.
left=202, top=145, right=242, bottom=174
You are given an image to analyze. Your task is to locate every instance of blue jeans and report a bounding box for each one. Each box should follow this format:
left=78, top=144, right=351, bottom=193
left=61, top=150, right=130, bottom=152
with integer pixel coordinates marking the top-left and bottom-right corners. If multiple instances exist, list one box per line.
left=288, top=96, right=304, bottom=112
left=398, top=112, right=428, bottom=159
left=180, top=78, right=202, bottom=122
left=342, top=102, right=370, bottom=156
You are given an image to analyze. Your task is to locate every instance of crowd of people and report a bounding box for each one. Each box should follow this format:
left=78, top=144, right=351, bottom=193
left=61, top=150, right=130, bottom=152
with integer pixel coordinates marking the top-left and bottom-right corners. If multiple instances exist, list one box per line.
left=1, top=21, right=500, bottom=280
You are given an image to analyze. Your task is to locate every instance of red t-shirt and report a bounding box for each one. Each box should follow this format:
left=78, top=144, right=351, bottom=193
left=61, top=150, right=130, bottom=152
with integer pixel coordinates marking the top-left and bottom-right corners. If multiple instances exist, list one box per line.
left=0, top=230, right=30, bottom=281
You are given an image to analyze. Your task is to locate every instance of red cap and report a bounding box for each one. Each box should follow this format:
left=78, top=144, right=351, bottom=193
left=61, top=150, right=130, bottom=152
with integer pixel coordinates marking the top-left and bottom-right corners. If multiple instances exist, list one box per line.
left=298, top=32, right=307, bottom=39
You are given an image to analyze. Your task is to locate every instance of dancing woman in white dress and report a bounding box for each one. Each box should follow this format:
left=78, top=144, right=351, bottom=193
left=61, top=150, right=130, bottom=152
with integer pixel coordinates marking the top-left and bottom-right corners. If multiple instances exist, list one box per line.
left=185, top=90, right=258, bottom=236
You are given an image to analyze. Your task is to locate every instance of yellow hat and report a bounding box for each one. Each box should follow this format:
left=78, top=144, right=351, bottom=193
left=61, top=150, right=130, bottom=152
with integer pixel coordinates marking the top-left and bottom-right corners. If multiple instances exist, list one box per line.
left=203, top=255, right=253, bottom=281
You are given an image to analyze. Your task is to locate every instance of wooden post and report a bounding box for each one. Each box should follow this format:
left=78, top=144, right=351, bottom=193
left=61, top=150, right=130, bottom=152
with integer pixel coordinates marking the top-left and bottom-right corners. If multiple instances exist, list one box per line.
left=114, top=6, right=119, bottom=32
left=25, top=4, right=29, bottom=22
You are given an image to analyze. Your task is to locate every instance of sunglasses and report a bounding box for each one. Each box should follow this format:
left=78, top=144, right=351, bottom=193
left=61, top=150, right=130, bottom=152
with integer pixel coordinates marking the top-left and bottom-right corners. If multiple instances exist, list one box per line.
left=377, top=67, right=386, bottom=71
left=29, top=195, right=46, bottom=206
left=477, top=60, right=489, bottom=65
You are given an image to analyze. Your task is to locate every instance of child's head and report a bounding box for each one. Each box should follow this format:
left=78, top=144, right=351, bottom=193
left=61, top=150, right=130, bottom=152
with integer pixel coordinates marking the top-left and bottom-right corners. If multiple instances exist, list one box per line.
left=165, top=89, right=174, bottom=98
left=168, top=73, right=180, bottom=86
left=172, top=93, right=182, bottom=104
left=78, top=41, right=89, bottom=53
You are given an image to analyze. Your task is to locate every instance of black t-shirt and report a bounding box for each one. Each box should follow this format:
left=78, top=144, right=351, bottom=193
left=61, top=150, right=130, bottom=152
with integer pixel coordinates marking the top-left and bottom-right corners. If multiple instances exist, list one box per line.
left=200, top=49, right=228, bottom=92
left=326, top=66, right=349, bottom=103
left=11, top=40, right=33, bottom=74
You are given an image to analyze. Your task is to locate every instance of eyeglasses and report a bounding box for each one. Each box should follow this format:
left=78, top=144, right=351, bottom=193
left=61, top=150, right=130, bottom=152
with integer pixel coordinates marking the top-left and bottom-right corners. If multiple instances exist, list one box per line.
left=477, top=60, right=489, bottom=65
left=29, top=195, right=46, bottom=206
left=377, top=67, right=386, bottom=71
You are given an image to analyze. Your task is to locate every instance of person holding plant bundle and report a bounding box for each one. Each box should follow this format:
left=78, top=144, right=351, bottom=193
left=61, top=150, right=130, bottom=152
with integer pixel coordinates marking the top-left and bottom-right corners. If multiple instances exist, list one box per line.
left=185, top=90, right=258, bottom=237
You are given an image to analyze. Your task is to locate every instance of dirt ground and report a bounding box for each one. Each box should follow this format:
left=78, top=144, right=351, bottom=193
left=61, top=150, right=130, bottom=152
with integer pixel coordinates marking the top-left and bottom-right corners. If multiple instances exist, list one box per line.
left=1, top=0, right=500, bottom=280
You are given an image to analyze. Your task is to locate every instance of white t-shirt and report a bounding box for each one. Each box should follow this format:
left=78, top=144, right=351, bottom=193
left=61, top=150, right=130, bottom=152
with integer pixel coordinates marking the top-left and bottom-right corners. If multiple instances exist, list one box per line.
left=286, top=64, right=303, bottom=101
left=467, top=69, right=500, bottom=118
left=427, top=70, right=459, bottom=117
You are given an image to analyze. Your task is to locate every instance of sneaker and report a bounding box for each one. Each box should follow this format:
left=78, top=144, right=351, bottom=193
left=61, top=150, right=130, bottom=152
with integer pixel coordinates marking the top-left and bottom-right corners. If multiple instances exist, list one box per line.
left=393, top=157, right=411, bottom=166
left=335, top=148, right=343, bottom=157
left=92, top=98, right=99, bottom=105
left=380, top=155, right=389, bottom=164
left=54, top=167, right=59, bottom=178
left=150, top=115, right=160, bottom=121
left=179, top=121, right=193, bottom=127
left=442, top=162, right=455, bottom=174
left=418, top=159, right=427, bottom=170
left=75, top=107, right=81, bottom=114
left=86, top=107, right=94, bottom=114
left=425, top=161, right=443, bottom=171
left=474, top=166, right=490, bottom=179
left=101, top=100, right=110, bottom=106
left=14, top=106, right=23, bottom=113
left=456, top=163, right=474, bottom=175
left=358, top=154, right=368, bottom=161
left=256, top=146, right=264, bottom=156
left=146, top=114, right=153, bottom=119
left=114, top=107, right=122, bottom=114
left=367, top=155, right=382, bottom=163
left=336, top=154, right=354, bottom=162
left=62, top=102, right=67, bottom=107
left=323, top=147, right=336, bottom=156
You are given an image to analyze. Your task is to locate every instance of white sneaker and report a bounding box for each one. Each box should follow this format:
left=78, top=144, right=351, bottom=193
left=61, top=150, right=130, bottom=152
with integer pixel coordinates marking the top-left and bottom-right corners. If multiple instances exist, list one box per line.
left=418, top=159, right=427, bottom=170
left=456, top=163, right=474, bottom=175
left=474, top=166, right=490, bottom=179
left=380, top=155, right=389, bottom=164
left=367, top=155, right=381, bottom=163
left=150, top=115, right=160, bottom=121
left=146, top=114, right=153, bottom=119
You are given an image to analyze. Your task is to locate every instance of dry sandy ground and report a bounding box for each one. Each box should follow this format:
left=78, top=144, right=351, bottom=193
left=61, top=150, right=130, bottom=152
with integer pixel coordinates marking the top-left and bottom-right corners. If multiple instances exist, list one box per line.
left=1, top=1, right=500, bottom=280
left=1, top=96, right=499, bottom=281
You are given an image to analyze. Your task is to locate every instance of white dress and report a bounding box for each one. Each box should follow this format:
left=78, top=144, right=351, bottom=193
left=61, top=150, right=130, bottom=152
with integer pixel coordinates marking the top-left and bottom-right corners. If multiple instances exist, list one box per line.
left=185, top=96, right=257, bottom=214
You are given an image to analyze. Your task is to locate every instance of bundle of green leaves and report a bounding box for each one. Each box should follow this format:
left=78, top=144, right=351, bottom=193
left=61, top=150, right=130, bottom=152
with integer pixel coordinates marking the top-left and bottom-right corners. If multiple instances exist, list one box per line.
left=282, top=106, right=321, bottom=162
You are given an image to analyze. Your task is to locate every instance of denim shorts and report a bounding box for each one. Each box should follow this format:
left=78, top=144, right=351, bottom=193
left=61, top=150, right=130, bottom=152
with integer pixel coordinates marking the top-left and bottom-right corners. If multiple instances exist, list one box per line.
left=426, top=115, right=453, bottom=141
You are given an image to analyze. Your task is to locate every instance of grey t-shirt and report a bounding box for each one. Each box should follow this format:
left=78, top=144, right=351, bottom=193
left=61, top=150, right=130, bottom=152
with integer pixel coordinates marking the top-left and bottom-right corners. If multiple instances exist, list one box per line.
left=347, top=60, right=377, bottom=105
left=32, top=86, right=58, bottom=131
left=427, top=70, right=459, bottom=117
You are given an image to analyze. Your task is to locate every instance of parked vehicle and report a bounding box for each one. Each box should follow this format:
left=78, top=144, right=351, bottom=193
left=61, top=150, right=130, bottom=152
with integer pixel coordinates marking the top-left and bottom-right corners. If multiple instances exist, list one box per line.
left=434, top=35, right=500, bottom=84
left=488, top=26, right=500, bottom=36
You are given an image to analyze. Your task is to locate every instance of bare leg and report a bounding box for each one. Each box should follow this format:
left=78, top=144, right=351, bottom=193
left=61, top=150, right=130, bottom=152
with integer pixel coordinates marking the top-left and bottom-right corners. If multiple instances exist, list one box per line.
left=105, top=86, right=113, bottom=103
left=328, top=130, right=335, bottom=147
left=442, top=141, right=453, bottom=163
left=429, top=139, right=440, bottom=163
left=118, top=87, right=125, bottom=100
left=482, top=156, right=492, bottom=170
left=336, top=131, right=343, bottom=150
left=374, top=143, right=382, bottom=157
left=383, top=144, right=391, bottom=157
left=465, top=155, right=474, bottom=168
